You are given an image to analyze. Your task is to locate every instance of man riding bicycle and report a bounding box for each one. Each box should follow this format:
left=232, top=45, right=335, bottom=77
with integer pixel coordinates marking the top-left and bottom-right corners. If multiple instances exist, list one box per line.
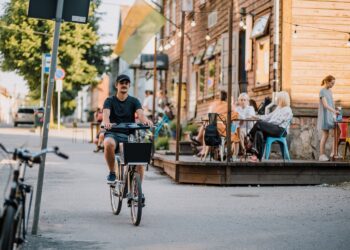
left=103, top=74, right=153, bottom=188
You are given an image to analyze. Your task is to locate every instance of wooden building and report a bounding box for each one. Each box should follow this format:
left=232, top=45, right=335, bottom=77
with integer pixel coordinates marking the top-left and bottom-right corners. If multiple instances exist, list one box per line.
left=161, top=0, right=350, bottom=158
left=282, top=0, right=350, bottom=110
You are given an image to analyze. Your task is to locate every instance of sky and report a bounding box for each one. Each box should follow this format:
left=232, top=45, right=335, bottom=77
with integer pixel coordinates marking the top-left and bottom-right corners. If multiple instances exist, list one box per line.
left=0, top=0, right=136, bottom=96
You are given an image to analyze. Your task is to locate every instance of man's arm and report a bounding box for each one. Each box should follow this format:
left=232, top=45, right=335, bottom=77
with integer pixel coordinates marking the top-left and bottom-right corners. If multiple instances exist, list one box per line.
left=136, top=109, right=153, bottom=126
left=103, top=108, right=112, bottom=129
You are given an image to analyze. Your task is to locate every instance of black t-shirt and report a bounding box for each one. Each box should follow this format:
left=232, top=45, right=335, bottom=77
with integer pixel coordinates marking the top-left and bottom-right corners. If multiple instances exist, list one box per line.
left=103, top=95, right=142, bottom=125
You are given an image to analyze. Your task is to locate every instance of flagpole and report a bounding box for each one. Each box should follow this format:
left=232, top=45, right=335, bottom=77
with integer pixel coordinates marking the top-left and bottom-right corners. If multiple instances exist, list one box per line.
left=175, top=11, right=185, bottom=161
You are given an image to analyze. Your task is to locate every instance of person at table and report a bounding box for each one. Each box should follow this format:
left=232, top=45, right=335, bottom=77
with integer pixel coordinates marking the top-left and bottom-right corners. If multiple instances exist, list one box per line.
left=236, top=93, right=256, bottom=152
left=246, top=91, right=293, bottom=162
left=190, top=91, right=240, bottom=159
left=191, top=91, right=228, bottom=147
left=317, top=75, right=341, bottom=161
left=94, top=107, right=103, bottom=123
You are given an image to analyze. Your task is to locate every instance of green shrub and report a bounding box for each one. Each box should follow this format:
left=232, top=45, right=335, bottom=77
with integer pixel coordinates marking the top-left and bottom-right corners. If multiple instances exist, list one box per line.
left=184, top=123, right=199, bottom=135
left=155, top=136, right=169, bottom=150
left=169, top=120, right=177, bottom=131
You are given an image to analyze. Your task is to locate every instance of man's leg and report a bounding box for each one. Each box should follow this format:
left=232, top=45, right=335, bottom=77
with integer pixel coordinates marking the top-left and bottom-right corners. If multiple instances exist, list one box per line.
left=136, top=165, right=144, bottom=181
left=104, top=137, right=116, bottom=172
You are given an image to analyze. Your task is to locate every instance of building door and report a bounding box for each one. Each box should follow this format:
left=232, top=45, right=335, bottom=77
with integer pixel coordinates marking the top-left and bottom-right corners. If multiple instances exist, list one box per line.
left=239, top=30, right=247, bottom=93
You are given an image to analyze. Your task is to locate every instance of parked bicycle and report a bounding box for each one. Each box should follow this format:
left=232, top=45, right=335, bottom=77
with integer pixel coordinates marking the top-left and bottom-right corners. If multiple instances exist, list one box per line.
left=101, top=123, right=152, bottom=226
left=153, top=113, right=171, bottom=140
left=0, top=144, right=68, bottom=250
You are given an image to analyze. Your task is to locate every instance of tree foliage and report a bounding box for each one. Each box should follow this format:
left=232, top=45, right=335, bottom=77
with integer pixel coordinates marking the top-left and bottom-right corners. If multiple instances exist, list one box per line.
left=0, top=0, right=110, bottom=116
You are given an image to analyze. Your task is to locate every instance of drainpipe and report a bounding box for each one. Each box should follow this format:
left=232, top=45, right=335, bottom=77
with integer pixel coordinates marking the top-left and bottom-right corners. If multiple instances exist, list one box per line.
left=266, top=0, right=280, bottom=114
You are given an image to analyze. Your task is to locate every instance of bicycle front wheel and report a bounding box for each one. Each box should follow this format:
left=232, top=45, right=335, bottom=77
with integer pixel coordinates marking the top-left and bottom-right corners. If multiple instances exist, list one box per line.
left=130, top=172, right=142, bottom=226
left=110, top=159, right=124, bottom=215
left=110, top=185, right=123, bottom=215
left=0, top=205, right=17, bottom=250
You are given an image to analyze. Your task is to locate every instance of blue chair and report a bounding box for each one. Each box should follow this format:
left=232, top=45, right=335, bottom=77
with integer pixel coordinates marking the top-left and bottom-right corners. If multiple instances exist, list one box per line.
left=264, top=120, right=292, bottom=160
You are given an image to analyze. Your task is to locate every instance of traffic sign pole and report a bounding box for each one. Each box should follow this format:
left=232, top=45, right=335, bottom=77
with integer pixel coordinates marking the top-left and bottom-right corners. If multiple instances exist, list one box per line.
left=32, top=0, right=64, bottom=235
left=56, top=79, right=63, bottom=130
left=40, top=54, right=45, bottom=107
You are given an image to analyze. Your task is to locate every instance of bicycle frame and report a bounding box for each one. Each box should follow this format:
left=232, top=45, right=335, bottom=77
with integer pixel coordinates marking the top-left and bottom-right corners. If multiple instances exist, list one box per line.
left=2, top=160, right=33, bottom=246
left=107, top=123, right=151, bottom=225
left=0, top=144, right=67, bottom=248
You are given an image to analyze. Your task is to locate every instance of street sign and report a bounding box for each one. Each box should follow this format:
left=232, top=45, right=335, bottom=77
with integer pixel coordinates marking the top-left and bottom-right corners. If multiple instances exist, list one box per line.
left=55, top=68, right=65, bottom=80
left=28, top=0, right=91, bottom=24
left=44, top=53, right=51, bottom=73
left=55, top=79, right=63, bottom=92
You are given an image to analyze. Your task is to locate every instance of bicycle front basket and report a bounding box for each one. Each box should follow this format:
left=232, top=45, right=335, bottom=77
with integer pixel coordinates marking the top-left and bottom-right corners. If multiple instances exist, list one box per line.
left=123, top=143, right=152, bottom=164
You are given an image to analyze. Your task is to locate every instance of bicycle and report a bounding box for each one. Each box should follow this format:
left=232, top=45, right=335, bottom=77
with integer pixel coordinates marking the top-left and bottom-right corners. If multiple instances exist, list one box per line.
left=0, top=144, right=68, bottom=250
left=102, top=123, right=152, bottom=226
left=153, top=113, right=171, bottom=140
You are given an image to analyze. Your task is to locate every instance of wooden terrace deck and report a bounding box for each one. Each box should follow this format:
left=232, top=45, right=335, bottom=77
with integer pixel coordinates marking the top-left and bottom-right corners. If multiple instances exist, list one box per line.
left=152, top=153, right=350, bottom=185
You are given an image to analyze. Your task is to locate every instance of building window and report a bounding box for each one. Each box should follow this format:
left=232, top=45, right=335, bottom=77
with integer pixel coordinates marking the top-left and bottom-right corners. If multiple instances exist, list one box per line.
left=198, top=67, right=205, bottom=100
left=171, top=0, right=177, bottom=31
left=207, top=60, right=215, bottom=97
left=255, top=36, right=270, bottom=86
left=208, top=11, right=217, bottom=29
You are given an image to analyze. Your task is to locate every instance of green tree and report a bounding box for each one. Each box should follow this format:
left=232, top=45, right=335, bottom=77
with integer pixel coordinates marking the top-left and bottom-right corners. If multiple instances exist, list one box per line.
left=0, top=0, right=110, bottom=116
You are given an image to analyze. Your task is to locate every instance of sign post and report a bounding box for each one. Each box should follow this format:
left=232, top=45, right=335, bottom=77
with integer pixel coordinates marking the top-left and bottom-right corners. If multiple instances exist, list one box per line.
left=55, top=68, right=65, bottom=131
left=40, top=53, right=51, bottom=107
left=29, top=0, right=90, bottom=235
left=32, top=0, right=64, bottom=235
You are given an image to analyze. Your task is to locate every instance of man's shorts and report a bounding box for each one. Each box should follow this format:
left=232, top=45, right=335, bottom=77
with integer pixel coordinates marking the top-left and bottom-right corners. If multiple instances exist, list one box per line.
left=104, top=132, right=129, bottom=153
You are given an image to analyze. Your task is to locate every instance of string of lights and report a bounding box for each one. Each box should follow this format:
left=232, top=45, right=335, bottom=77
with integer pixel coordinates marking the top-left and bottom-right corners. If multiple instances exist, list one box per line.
left=159, top=13, right=350, bottom=49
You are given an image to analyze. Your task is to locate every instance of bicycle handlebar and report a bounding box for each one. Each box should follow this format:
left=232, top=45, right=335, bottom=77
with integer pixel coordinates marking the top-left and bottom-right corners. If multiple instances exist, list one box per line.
left=0, top=143, right=69, bottom=164
left=101, top=123, right=152, bottom=131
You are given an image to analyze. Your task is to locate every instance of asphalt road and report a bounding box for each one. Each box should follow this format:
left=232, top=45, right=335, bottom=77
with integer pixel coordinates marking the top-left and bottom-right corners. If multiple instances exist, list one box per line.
left=1, top=126, right=350, bottom=250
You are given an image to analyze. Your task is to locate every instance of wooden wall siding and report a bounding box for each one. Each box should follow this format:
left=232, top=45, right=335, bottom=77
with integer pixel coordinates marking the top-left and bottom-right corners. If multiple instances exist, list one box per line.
left=237, top=0, right=275, bottom=106
left=289, top=0, right=350, bottom=108
left=163, top=0, right=277, bottom=120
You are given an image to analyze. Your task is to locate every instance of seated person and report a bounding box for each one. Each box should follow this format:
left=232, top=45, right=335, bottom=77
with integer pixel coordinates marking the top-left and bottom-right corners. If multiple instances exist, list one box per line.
left=247, top=91, right=293, bottom=162
left=235, top=93, right=256, bottom=153
left=216, top=105, right=240, bottom=161
left=93, top=128, right=105, bottom=152
left=191, top=91, right=240, bottom=159
left=94, top=108, right=103, bottom=123
left=191, top=91, right=228, bottom=155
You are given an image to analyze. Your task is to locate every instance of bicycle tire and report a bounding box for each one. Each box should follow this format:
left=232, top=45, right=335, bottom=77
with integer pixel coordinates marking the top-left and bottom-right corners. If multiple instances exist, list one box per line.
left=110, top=158, right=123, bottom=215
left=130, top=172, right=142, bottom=226
left=0, top=205, right=17, bottom=250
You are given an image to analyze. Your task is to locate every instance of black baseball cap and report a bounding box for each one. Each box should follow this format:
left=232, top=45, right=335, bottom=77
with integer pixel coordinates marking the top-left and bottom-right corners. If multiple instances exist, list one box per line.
left=116, top=74, right=130, bottom=83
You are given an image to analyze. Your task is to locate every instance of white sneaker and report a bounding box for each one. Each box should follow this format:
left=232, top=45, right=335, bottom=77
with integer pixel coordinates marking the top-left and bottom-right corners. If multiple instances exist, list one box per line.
left=319, top=154, right=329, bottom=162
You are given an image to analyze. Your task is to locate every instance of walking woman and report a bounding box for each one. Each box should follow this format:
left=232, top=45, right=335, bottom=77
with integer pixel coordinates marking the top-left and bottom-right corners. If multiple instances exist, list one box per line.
left=318, top=75, right=340, bottom=161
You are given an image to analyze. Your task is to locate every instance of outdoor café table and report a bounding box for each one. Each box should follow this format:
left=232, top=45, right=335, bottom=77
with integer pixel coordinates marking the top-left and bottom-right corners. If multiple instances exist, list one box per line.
left=90, top=121, right=101, bottom=143
left=333, top=118, right=350, bottom=161
left=231, top=118, right=259, bottom=160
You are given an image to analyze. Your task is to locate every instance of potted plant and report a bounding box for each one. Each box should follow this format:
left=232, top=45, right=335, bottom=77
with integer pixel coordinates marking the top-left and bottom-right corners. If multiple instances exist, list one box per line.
left=183, top=123, right=199, bottom=141
left=169, top=120, right=177, bottom=139
left=155, top=136, right=169, bottom=150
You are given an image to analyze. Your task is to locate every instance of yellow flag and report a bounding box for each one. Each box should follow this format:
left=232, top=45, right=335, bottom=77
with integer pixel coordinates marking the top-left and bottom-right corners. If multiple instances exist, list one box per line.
left=114, top=0, right=165, bottom=64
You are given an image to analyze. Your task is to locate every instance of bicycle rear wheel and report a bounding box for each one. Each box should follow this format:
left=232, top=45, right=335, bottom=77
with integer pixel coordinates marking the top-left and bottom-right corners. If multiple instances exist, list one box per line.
left=0, top=205, right=16, bottom=250
left=130, top=172, right=142, bottom=226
